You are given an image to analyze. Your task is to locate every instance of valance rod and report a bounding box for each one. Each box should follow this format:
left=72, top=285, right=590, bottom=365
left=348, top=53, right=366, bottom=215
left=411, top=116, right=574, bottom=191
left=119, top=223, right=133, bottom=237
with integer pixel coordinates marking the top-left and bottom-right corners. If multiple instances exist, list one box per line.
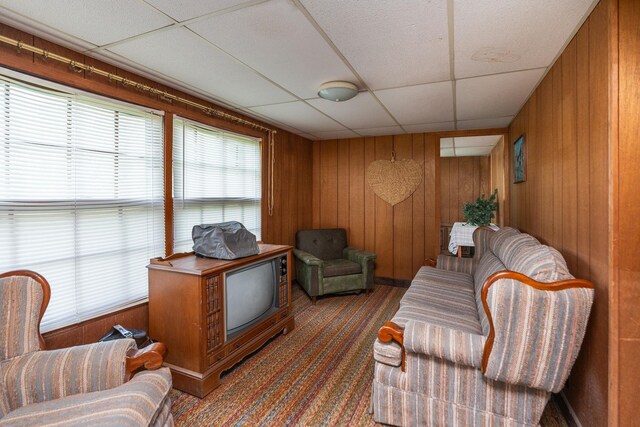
left=0, top=34, right=277, bottom=135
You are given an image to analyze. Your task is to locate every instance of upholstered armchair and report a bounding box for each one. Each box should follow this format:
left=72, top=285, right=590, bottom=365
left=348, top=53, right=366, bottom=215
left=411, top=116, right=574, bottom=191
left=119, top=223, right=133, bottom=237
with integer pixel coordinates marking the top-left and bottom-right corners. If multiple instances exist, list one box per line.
left=294, top=228, right=376, bottom=304
left=0, top=270, right=173, bottom=426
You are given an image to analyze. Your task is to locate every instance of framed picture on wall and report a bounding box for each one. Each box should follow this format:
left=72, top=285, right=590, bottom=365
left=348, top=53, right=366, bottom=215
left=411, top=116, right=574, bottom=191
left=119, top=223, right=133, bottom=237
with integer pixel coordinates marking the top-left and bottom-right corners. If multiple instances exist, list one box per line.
left=513, top=134, right=526, bottom=183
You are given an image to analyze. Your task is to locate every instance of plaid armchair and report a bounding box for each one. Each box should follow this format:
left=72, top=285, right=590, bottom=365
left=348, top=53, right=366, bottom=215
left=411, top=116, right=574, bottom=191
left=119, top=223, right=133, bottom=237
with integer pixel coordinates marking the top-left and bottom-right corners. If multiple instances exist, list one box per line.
left=0, top=270, right=173, bottom=426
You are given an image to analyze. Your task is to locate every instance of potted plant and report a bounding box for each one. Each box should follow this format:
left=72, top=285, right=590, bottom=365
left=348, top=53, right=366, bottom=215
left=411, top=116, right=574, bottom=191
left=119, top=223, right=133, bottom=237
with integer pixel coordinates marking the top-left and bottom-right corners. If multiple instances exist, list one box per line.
left=463, top=189, right=498, bottom=226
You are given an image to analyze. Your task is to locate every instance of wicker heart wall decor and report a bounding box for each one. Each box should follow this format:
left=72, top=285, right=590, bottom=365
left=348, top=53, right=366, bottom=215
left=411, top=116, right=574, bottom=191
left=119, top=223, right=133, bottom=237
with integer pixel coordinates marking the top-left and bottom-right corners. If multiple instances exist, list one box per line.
left=366, top=156, right=423, bottom=206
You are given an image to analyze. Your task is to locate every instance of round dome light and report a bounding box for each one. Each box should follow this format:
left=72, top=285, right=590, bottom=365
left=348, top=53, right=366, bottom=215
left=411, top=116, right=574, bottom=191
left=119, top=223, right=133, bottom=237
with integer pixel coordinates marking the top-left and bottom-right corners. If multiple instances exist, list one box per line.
left=318, top=81, right=358, bottom=102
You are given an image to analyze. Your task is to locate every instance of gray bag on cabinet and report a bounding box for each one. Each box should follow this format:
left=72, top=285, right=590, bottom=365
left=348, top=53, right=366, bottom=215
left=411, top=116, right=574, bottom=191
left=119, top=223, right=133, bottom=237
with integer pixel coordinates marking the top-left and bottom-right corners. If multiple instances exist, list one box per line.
left=192, top=221, right=259, bottom=259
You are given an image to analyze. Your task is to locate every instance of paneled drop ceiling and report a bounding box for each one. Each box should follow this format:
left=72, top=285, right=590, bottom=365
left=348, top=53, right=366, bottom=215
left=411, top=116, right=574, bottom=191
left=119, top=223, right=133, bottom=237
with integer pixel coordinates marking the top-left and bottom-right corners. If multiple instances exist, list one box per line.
left=440, top=135, right=502, bottom=157
left=0, top=0, right=597, bottom=140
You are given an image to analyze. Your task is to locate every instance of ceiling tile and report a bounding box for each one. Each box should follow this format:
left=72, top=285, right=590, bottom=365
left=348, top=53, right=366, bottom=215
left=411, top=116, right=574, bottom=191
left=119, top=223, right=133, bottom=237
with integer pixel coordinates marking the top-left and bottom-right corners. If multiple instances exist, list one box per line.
left=456, top=69, right=544, bottom=121
left=454, top=135, right=502, bottom=148
left=145, top=0, right=253, bottom=22
left=455, top=147, right=492, bottom=157
left=312, top=130, right=361, bottom=140
left=354, top=126, right=404, bottom=137
left=455, top=0, right=595, bottom=79
left=440, top=148, right=456, bottom=157
left=300, top=0, right=450, bottom=89
left=0, top=0, right=174, bottom=46
left=457, top=116, right=513, bottom=130
left=307, top=92, right=395, bottom=129
left=440, top=138, right=454, bottom=148
left=403, top=122, right=456, bottom=133
left=108, top=27, right=294, bottom=107
left=0, top=12, right=97, bottom=52
left=189, top=0, right=356, bottom=100
left=250, top=101, right=345, bottom=133
left=375, top=81, right=454, bottom=125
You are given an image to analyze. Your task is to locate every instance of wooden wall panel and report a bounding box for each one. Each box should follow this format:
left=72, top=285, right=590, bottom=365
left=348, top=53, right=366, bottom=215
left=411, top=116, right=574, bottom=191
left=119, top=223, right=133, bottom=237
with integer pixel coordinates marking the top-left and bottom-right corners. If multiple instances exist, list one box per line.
left=313, top=133, right=439, bottom=280
left=561, top=39, right=579, bottom=274
left=348, top=138, right=366, bottom=250
left=337, top=140, right=350, bottom=231
left=411, top=134, right=426, bottom=275
left=489, top=136, right=506, bottom=226
left=615, top=0, right=640, bottom=424
left=440, top=156, right=492, bottom=225
left=424, top=134, right=440, bottom=260
left=508, top=3, right=609, bottom=425
left=320, top=140, right=338, bottom=228
left=374, top=136, right=394, bottom=278
left=393, top=135, right=414, bottom=279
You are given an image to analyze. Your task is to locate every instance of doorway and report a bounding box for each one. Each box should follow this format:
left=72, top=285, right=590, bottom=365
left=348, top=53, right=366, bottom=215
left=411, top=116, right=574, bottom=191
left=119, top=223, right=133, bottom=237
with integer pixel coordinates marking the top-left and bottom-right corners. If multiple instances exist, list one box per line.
left=438, top=134, right=508, bottom=255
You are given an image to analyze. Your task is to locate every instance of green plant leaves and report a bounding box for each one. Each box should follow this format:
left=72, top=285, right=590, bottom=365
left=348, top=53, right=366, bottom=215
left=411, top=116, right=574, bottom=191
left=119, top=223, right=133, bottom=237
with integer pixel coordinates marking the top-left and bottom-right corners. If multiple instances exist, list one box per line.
left=463, top=189, right=498, bottom=226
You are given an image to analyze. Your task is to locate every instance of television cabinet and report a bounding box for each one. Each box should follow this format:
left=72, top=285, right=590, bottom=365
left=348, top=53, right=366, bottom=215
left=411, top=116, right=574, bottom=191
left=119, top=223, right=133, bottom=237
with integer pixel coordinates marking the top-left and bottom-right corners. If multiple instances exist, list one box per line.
left=147, top=244, right=294, bottom=397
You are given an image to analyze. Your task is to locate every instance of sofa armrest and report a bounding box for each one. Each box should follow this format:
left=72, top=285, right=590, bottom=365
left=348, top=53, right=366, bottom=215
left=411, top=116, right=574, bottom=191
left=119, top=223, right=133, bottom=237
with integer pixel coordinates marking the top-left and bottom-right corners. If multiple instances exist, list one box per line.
left=293, top=248, right=323, bottom=266
left=0, top=368, right=173, bottom=426
left=436, top=254, right=474, bottom=274
left=403, top=320, right=485, bottom=368
left=481, top=270, right=594, bottom=392
left=125, top=342, right=167, bottom=379
left=1, top=339, right=135, bottom=412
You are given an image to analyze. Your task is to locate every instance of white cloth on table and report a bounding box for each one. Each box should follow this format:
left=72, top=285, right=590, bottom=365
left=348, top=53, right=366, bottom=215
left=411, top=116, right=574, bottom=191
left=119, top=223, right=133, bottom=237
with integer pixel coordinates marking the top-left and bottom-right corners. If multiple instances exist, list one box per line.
left=448, top=222, right=500, bottom=254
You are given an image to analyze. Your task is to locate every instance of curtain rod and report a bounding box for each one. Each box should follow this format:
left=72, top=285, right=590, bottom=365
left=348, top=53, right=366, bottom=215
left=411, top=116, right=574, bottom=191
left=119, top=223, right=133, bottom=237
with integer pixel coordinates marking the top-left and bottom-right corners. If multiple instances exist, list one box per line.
left=0, top=34, right=277, bottom=135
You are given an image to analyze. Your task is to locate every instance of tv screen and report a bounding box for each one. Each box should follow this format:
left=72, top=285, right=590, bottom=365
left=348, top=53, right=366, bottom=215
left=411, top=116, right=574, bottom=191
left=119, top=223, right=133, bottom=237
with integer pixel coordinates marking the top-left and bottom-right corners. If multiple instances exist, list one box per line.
left=225, top=258, right=276, bottom=337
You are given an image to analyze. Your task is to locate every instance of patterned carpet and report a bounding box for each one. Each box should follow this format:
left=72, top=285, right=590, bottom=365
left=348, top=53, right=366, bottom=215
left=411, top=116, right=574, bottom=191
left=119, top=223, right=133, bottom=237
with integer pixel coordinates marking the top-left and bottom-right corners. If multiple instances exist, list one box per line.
left=170, top=283, right=567, bottom=426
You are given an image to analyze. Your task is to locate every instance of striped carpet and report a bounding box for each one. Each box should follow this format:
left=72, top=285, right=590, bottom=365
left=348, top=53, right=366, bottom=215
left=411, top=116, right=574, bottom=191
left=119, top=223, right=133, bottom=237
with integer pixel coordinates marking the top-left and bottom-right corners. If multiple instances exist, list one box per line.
left=170, top=283, right=567, bottom=426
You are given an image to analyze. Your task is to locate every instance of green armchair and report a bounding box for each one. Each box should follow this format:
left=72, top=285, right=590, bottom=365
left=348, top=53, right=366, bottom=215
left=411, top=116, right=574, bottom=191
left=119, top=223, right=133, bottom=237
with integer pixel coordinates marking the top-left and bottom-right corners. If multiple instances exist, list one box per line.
left=294, top=228, right=376, bottom=304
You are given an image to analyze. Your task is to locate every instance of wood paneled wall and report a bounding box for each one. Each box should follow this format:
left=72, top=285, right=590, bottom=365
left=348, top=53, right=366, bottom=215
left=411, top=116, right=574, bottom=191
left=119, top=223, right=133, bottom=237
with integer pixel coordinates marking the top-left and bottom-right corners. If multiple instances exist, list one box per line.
left=0, top=23, right=314, bottom=344
left=508, top=2, right=609, bottom=425
left=440, top=156, right=490, bottom=225
left=312, top=135, right=439, bottom=281
left=489, top=137, right=507, bottom=226
left=614, top=0, right=639, bottom=423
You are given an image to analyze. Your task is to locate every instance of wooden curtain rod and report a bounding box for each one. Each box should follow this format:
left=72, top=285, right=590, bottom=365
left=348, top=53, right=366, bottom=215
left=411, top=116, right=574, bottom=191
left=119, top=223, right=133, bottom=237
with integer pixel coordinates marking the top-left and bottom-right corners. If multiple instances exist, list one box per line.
left=0, top=34, right=277, bottom=135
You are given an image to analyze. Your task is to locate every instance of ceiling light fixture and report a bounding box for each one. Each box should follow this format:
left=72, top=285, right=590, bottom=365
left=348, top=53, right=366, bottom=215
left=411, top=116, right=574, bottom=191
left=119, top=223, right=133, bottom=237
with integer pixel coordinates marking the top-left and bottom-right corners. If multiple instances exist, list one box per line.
left=318, top=81, right=358, bottom=102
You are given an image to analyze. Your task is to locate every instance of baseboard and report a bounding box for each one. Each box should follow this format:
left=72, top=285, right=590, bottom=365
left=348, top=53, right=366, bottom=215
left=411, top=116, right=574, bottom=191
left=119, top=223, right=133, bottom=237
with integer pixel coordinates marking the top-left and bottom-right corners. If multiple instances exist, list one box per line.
left=556, top=391, right=582, bottom=427
left=375, top=276, right=411, bottom=288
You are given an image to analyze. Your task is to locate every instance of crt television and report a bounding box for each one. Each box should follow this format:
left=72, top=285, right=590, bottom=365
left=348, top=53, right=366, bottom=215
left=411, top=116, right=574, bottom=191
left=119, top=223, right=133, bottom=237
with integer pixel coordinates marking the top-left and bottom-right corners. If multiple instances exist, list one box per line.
left=224, top=254, right=287, bottom=339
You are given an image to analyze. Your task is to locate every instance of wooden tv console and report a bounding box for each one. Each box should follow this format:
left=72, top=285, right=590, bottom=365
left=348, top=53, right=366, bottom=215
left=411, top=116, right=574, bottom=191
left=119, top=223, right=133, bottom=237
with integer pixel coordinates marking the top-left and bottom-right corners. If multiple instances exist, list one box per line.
left=147, top=244, right=295, bottom=398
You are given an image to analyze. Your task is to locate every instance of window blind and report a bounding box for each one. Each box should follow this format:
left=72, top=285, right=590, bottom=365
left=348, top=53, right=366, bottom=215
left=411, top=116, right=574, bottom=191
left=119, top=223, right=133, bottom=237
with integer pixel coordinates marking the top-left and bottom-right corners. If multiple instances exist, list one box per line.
left=0, top=75, right=165, bottom=332
left=173, top=117, right=261, bottom=253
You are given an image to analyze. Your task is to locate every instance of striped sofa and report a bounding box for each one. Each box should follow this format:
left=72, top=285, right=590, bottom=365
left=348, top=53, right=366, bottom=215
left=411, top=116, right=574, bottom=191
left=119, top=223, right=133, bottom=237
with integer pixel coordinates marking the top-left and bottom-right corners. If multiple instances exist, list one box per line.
left=371, top=227, right=594, bottom=426
left=0, top=270, right=174, bottom=426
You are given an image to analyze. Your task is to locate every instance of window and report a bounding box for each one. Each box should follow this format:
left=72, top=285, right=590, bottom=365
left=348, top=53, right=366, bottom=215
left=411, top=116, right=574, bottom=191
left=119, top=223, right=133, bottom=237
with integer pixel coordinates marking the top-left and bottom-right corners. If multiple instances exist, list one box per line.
left=0, top=74, right=165, bottom=332
left=173, top=117, right=261, bottom=253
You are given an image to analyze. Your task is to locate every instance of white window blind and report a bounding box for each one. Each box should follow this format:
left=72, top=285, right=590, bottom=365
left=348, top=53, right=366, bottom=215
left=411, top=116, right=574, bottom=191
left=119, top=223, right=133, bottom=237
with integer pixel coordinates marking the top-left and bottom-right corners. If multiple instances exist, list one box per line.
left=173, top=117, right=261, bottom=253
left=0, top=75, right=165, bottom=332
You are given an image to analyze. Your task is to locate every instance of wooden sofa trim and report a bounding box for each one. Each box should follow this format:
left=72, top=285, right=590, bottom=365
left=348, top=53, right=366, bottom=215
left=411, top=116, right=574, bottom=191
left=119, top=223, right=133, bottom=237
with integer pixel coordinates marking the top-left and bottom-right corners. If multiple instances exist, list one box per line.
left=480, top=270, right=594, bottom=373
left=378, top=321, right=406, bottom=371
left=125, top=342, right=168, bottom=379
left=0, top=269, right=51, bottom=350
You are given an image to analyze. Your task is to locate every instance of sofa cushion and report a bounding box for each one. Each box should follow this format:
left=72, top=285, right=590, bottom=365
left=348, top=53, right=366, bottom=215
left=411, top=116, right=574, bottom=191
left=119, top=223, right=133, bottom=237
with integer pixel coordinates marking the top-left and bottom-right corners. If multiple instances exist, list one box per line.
left=493, top=233, right=538, bottom=266
left=473, top=252, right=507, bottom=335
left=322, top=258, right=362, bottom=277
left=506, top=244, right=574, bottom=282
left=392, top=303, right=482, bottom=335
left=488, top=226, right=521, bottom=255
left=401, top=267, right=476, bottom=313
left=0, top=368, right=173, bottom=426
